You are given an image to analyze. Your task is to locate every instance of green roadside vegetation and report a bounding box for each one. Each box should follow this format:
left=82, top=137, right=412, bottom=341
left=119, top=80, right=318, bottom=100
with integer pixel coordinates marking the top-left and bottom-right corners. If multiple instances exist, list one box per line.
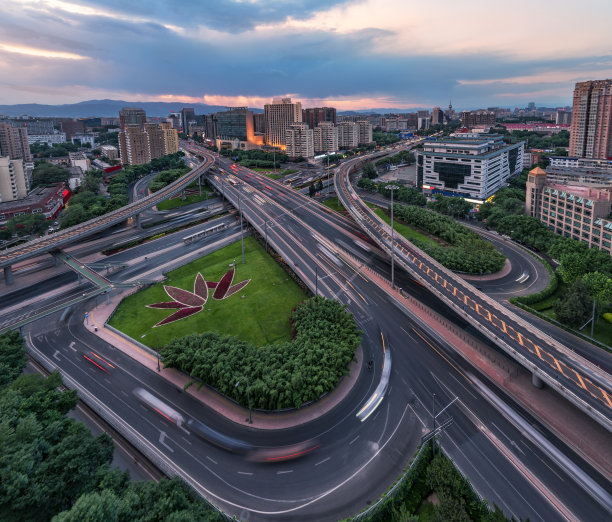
left=162, top=296, right=361, bottom=410
left=323, top=197, right=344, bottom=212
left=375, top=205, right=506, bottom=274
left=0, top=332, right=224, bottom=521
left=155, top=180, right=211, bottom=211
left=354, top=442, right=514, bottom=521
left=59, top=152, right=186, bottom=229
left=219, top=148, right=287, bottom=169
left=109, top=237, right=308, bottom=348
left=375, top=208, right=431, bottom=243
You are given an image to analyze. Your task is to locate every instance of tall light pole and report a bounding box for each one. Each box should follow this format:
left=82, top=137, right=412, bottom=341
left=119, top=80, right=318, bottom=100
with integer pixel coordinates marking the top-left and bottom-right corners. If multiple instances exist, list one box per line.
left=239, top=192, right=245, bottom=264
left=264, top=220, right=268, bottom=253
left=387, top=184, right=399, bottom=289
left=235, top=377, right=252, bottom=424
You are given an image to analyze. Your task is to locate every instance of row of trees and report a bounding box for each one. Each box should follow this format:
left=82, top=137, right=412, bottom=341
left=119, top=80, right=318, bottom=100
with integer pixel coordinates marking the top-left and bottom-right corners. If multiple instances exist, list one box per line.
left=29, top=141, right=83, bottom=159
left=219, top=148, right=288, bottom=168
left=372, top=129, right=401, bottom=147
left=391, top=204, right=506, bottom=274
left=375, top=150, right=415, bottom=167
left=149, top=167, right=191, bottom=193
left=478, top=186, right=612, bottom=328
left=31, top=161, right=71, bottom=189
left=0, top=332, right=224, bottom=521
left=0, top=214, right=48, bottom=240
left=161, top=297, right=361, bottom=411
left=495, top=128, right=570, bottom=151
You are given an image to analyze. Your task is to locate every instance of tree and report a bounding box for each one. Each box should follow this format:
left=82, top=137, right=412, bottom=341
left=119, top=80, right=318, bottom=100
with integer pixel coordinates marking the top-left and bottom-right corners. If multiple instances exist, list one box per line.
left=583, top=271, right=612, bottom=308
left=0, top=332, right=26, bottom=390
left=31, top=162, right=70, bottom=188
left=361, top=161, right=377, bottom=179
left=308, top=183, right=316, bottom=197
left=553, top=279, right=592, bottom=327
left=357, top=178, right=376, bottom=190
left=557, top=252, right=590, bottom=284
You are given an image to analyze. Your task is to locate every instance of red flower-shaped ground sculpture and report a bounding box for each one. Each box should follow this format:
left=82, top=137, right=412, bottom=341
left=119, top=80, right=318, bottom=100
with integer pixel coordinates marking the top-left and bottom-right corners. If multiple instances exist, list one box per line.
left=146, top=269, right=250, bottom=327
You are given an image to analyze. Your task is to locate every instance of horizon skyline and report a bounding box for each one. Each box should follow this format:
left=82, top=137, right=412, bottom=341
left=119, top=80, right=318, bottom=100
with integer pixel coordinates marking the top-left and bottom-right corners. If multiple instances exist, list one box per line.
left=1, top=1, right=611, bottom=110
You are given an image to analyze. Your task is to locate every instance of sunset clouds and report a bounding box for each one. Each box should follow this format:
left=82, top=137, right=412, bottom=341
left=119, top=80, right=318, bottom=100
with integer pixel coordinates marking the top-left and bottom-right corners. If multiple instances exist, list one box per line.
left=0, top=0, right=610, bottom=109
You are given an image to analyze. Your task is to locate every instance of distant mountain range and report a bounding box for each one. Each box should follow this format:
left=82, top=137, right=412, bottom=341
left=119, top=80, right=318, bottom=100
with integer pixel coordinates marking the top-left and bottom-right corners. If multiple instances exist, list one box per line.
left=0, top=99, right=261, bottom=118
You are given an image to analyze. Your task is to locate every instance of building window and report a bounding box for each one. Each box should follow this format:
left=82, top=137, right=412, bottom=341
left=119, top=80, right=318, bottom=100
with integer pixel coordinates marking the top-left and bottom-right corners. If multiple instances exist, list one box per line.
left=604, top=241, right=611, bottom=248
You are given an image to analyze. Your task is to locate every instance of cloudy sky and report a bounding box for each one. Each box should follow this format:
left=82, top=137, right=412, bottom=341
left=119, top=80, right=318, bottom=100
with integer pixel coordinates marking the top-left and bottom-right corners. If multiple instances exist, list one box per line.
left=1, top=0, right=611, bottom=110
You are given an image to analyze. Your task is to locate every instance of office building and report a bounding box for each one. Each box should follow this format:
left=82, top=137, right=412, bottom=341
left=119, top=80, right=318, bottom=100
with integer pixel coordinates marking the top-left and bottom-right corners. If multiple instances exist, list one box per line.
left=314, top=122, right=338, bottom=153
left=27, top=133, right=66, bottom=146
left=286, top=123, right=314, bottom=159
left=0, top=157, right=28, bottom=202
left=119, top=126, right=150, bottom=165
left=70, top=132, right=96, bottom=148
left=0, top=124, right=31, bottom=162
left=526, top=167, right=612, bottom=254
left=203, top=114, right=218, bottom=139
left=569, top=79, right=612, bottom=159
left=119, top=107, right=146, bottom=129
left=253, top=113, right=265, bottom=134
left=303, top=107, right=337, bottom=129
left=418, top=117, right=431, bottom=131
left=338, top=121, right=359, bottom=149
left=416, top=134, right=524, bottom=200
left=460, top=110, right=496, bottom=128
left=216, top=107, right=254, bottom=141
left=432, top=107, right=444, bottom=125
left=264, top=98, right=302, bottom=149
left=61, top=119, right=85, bottom=139
left=181, top=107, right=196, bottom=134
left=8, top=119, right=55, bottom=135
left=356, top=120, right=373, bottom=145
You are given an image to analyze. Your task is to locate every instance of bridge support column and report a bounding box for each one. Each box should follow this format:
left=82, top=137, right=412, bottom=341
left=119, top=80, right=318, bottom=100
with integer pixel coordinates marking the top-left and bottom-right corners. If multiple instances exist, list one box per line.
left=531, top=373, right=545, bottom=389
left=135, top=213, right=141, bottom=229
left=19, top=326, right=24, bottom=337
left=78, top=273, right=82, bottom=284
left=181, top=189, right=186, bottom=201
left=3, top=265, right=14, bottom=285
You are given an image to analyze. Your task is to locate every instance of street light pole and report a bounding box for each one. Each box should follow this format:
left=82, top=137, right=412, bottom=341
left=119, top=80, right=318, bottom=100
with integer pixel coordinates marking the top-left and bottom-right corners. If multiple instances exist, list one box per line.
left=387, top=184, right=399, bottom=289
left=236, top=378, right=253, bottom=424
left=156, top=333, right=160, bottom=372
left=432, top=392, right=436, bottom=457
left=239, top=192, right=245, bottom=264
left=264, top=220, right=268, bottom=253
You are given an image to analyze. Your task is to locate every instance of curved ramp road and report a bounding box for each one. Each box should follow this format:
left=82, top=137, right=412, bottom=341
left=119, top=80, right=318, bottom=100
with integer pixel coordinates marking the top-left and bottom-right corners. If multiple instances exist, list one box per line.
left=0, top=153, right=215, bottom=270
left=335, top=154, right=612, bottom=432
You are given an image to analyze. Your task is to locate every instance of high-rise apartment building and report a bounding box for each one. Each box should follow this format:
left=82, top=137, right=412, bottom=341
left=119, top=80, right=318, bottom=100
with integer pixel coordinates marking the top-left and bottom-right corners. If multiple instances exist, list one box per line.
left=159, top=122, right=179, bottom=154
left=253, top=113, right=265, bottom=134
left=569, top=79, right=612, bottom=159
left=144, top=123, right=166, bottom=160
left=555, top=110, right=572, bottom=125
left=432, top=107, right=444, bottom=125
left=286, top=123, right=314, bottom=159
left=338, top=121, right=359, bottom=149
left=314, top=122, right=338, bottom=153
left=216, top=107, right=254, bottom=141
left=302, top=107, right=337, bottom=129
left=181, top=107, right=196, bottom=134
left=118, top=126, right=150, bottom=165
left=203, top=114, right=218, bottom=139
left=0, top=157, right=28, bottom=202
left=356, top=120, right=373, bottom=145
left=264, top=98, right=302, bottom=149
left=0, top=124, right=31, bottom=162
left=119, top=107, right=146, bottom=129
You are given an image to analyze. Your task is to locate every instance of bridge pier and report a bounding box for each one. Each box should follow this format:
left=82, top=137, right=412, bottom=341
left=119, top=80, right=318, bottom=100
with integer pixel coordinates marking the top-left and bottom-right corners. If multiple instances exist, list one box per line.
left=135, top=213, right=141, bottom=229
left=181, top=189, right=186, bottom=201
left=531, top=372, right=545, bottom=389
left=3, top=265, right=14, bottom=285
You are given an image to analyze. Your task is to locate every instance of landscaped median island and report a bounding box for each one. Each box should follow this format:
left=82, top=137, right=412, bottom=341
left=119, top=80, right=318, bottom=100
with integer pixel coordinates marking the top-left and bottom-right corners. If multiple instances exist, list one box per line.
left=109, top=236, right=362, bottom=410
left=375, top=205, right=506, bottom=275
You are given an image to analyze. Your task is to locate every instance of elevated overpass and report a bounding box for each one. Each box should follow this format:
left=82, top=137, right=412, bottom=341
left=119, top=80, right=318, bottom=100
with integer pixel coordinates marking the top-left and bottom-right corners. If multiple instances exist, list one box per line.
left=334, top=155, right=612, bottom=432
left=0, top=152, right=215, bottom=284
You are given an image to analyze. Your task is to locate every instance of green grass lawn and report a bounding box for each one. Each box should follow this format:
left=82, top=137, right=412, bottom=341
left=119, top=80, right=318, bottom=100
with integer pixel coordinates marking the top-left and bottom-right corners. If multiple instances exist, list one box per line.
left=322, top=197, right=344, bottom=212
left=155, top=181, right=211, bottom=211
left=374, top=207, right=433, bottom=244
left=109, top=237, right=308, bottom=348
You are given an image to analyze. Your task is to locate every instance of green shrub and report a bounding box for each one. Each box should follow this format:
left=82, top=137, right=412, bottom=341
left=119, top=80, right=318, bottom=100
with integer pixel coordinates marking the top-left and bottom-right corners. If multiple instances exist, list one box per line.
left=603, top=313, right=612, bottom=324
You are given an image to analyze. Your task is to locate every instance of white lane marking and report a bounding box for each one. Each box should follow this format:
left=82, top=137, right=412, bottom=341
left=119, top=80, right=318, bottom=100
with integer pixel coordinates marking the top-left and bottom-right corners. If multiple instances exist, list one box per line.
left=159, top=431, right=174, bottom=453
left=206, top=456, right=217, bottom=465
left=69, top=341, right=76, bottom=351
left=181, top=436, right=192, bottom=446
left=491, top=422, right=525, bottom=455
left=349, top=435, right=359, bottom=445
left=120, top=390, right=129, bottom=397
left=238, top=471, right=253, bottom=475
left=104, top=378, right=111, bottom=385
left=315, top=457, right=330, bottom=466
left=53, top=350, right=61, bottom=361
left=277, top=470, right=293, bottom=475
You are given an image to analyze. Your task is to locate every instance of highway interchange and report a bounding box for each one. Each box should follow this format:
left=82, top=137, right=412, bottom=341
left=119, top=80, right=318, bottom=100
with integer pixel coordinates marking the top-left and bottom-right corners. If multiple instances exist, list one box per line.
left=1, top=144, right=611, bottom=520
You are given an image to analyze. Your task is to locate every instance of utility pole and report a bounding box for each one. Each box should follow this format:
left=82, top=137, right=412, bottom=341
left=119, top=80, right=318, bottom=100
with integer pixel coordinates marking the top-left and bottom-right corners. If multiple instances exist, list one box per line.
left=239, top=192, right=245, bottom=264
left=387, top=184, right=399, bottom=289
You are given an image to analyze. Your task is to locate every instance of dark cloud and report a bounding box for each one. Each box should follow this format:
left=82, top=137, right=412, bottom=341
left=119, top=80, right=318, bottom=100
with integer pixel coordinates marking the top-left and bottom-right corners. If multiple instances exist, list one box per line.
left=0, top=3, right=608, bottom=107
